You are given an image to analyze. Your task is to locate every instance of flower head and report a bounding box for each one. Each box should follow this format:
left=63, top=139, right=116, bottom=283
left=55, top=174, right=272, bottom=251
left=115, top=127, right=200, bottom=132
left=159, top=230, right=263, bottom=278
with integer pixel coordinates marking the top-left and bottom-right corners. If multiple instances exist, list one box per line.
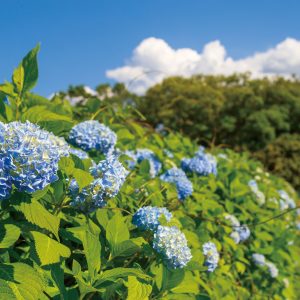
left=248, top=180, right=265, bottom=205
left=153, top=226, right=192, bottom=269
left=132, top=206, right=172, bottom=231
left=69, top=120, right=117, bottom=154
left=203, top=242, right=219, bottom=272
left=236, top=225, right=251, bottom=242
left=0, top=121, right=69, bottom=193
left=70, top=155, right=128, bottom=210
left=252, top=253, right=266, bottom=266
left=160, top=168, right=193, bottom=200
left=265, top=262, right=278, bottom=278
left=181, top=147, right=217, bottom=176
left=278, top=190, right=295, bottom=210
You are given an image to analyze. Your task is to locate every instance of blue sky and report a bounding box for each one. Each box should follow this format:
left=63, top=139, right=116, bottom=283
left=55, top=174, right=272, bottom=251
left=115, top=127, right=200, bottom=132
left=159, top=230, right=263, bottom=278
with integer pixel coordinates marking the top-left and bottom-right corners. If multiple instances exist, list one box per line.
left=0, top=0, right=300, bottom=96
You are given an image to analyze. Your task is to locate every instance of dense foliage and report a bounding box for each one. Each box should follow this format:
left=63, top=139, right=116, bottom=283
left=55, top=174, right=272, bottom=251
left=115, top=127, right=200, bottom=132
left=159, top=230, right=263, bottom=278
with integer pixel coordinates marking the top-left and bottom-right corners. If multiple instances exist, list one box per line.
left=0, top=46, right=300, bottom=300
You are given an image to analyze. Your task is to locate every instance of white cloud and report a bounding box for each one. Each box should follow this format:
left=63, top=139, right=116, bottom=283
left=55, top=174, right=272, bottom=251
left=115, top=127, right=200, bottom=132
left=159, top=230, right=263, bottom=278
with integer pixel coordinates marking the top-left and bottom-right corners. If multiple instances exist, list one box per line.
left=106, top=37, right=300, bottom=94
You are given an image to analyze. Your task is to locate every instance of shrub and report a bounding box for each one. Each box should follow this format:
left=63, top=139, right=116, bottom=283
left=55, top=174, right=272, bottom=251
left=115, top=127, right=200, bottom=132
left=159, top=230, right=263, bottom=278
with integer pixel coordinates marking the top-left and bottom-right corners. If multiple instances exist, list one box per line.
left=0, top=45, right=299, bottom=300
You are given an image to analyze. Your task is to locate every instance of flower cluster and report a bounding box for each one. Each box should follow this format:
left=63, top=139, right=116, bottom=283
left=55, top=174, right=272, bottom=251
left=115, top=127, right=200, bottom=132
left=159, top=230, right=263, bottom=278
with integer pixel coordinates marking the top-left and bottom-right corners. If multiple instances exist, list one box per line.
left=278, top=190, right=296, bottom=210
left=0, top=121, right=69, bottom=195
left=252, top=253, right=279, bottom=278
left=70, top=148, right=89, bottom=160
left=252, top=253, right=266, bottom=266
left=181, top=146, right=217, bottom=176
left=153, top=225, right=192, bottom=269
left=248, top=180, right=265, bottom=205
left=132, top=206, right=172, bottom=231
left=203, top=242, right=219, bottom=272
left=160, top=168, right=193, bottom=201
left=224, top=214, right=250, bottom=244
left=125, top=149, right=162, bottom=178
left=70, top=155, right=128, bottom=210
left=69, top=120, right=116, bottom=154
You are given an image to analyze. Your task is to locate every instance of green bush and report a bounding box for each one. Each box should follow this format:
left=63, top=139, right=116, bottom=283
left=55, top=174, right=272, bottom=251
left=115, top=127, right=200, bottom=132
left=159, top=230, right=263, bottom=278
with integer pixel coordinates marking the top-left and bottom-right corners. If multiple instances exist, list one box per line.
left=0, top=46, right=299, bottom=300
left=255, top=134, right=300, bottom=190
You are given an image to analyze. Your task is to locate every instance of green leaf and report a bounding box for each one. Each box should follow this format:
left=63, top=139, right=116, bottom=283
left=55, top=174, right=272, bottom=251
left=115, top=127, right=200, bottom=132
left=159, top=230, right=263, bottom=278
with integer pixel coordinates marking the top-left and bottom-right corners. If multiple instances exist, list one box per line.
left=0, top=224, right=20, bottom=249
left=0, top=262, right=44, bottom=300
left=171, top=272, right=199, bottom=294
left=48, top=263, right=68, bottom=299
left=31, top=231, right=71, bottom=266
left=21, top=44, right=40, bottom=93
left=127, top=276, right=152, bottom=300
left=67, top=219, right=101, bottom=279
left=106, top=214, right=130, bottom=257
left=95, top=268, right=151, bottom=288
left=12, top=64, right=24, bottom=95
left=112, top=239, right=140, bottom=257
left=14, top=198, right=60, bottom=239
left=72, top=169, right=94, bottom=190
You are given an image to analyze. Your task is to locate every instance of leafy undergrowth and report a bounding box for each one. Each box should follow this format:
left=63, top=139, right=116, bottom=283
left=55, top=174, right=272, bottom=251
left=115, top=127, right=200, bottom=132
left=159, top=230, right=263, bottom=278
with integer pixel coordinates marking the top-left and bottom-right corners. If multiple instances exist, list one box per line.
left=0, top=46, right=299, bottom=300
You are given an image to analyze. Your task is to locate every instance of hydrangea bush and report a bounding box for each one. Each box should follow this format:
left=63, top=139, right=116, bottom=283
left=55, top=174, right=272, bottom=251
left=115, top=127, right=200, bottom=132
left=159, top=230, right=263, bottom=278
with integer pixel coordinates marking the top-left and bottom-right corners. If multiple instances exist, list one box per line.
left=0, top=45, right=299, bottom=300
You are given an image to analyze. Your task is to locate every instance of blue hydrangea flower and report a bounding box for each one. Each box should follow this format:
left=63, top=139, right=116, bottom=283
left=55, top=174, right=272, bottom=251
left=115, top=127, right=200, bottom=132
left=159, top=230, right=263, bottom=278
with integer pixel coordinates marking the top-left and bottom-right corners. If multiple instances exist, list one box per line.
left=181, top=147, right=217, bottom=176
left=252, top=253, right=266, bottom=266
left=224, top=214, right=250, bottom=244
left=70, top=148, right=89, bottom=160
left=70, top=155, right=128, bottom=210
left=125, top=149, right=162, bottom=178
left=203, top=242, right=219, bottom=272
left=265, top=262, right=278, bottom=278
left=278, top=190, right=296, bottom=210
left=132, top=206, right=172, bottom=231
left=0, top=158, right=11, bottom=200
left=0, top=121, right=69, bottom=194
left=69, top=120, right=117, bottom=154
left=160, top=168, right=193, bottom=201
left=296, top=222, right=300, bottom=230
left=248, top=180, right=265, bottom=205
left=152, top=225, right=192, bottom=269
left=235, top=225, right=251, bottom=242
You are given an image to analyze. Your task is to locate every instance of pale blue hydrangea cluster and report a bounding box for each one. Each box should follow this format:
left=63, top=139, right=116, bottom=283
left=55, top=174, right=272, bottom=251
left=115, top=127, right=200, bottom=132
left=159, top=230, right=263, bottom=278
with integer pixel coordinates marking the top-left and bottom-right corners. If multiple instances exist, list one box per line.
left=160, top=168, right=193, bottom=201
left=153, top=225, right=192, bottom=269
left=70, top=155, right=128, bottom=210
left=70, top=148, right=89, bottom=160
left=278, top=190, right=296, bottom=210
left=224, top=214, right=251, bottom=244
left=296, top=222, right=300, bottom=230
left=132, top=206, right=173, bottom=231
left=203, top=242, right=220, bottom=272
left=252, top=253, right=266, bottom=266
left=0, top=121, right=69, bottom=196
left=125, top=149, right=162, bottom=178
left=252, top=253, right=278, bottom=278
left=181, top=146, right=217, bottom=176
left=248, top=180, right=265, bottom=205
left=266, top=262, right=279, bottom=278
left=69, top=120, right=117, bottom=154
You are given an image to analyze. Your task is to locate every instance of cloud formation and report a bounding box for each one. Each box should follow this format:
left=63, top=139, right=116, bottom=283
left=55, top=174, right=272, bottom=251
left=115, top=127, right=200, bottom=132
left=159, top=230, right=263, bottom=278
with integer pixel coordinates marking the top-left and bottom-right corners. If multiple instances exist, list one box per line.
left=106, top=37, right=300, bottom=94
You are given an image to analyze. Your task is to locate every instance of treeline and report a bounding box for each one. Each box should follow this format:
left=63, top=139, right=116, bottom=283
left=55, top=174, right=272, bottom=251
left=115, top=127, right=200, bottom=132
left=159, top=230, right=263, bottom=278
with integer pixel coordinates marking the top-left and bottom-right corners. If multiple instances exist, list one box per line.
left=61, top=74, right=300, bottom=190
